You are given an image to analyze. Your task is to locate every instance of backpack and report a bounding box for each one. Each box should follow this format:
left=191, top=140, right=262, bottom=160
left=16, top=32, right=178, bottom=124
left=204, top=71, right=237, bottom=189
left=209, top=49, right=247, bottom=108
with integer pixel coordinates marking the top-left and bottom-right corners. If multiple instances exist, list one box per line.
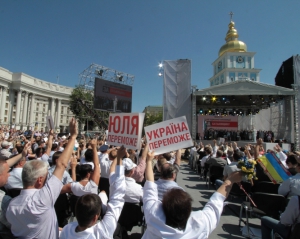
left=289, top=196, right=300, bottom=239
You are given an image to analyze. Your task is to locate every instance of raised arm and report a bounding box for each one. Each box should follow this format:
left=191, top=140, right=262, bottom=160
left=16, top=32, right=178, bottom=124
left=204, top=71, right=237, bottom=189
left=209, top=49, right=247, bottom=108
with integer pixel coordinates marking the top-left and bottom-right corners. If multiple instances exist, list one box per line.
left=174, top=149, right=181, bottom=166
left=44, top=130, right=54, bottom=156
left=99, top=146, right=125, bottom=238
left=217, top=171, right=242, bottom=198
left=90, top=139, right=100, bottom=185
left=70, top=155, right=77, bottom=182
left=141, top=143, right=149, bottom=160
left=254, top=138, right=263, bottom=159
left=145, top=150, right=155, bottom=182
left=6, top=142, right=31, bottom=167
left=110, top=146, right=125, bottom=174
left=53, top=118, right=78, bottom=181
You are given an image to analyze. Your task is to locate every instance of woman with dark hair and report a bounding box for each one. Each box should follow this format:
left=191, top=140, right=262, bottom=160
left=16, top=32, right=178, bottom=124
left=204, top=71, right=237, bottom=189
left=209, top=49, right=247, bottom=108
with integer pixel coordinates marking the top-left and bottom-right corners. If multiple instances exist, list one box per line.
left=60, top=139, right=101, bottom=196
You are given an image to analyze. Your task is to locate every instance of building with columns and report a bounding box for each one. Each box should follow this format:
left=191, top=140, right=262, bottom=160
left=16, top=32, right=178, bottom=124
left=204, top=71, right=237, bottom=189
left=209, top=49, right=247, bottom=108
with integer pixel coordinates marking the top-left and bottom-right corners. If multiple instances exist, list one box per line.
left=0, top=67, right=74, bottom=132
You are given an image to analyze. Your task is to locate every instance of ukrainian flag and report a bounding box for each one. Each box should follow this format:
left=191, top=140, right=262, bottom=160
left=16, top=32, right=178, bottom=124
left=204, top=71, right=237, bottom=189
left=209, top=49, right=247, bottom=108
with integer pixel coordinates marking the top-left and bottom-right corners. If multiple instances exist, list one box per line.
left=257, top=152, right=292, bottom=183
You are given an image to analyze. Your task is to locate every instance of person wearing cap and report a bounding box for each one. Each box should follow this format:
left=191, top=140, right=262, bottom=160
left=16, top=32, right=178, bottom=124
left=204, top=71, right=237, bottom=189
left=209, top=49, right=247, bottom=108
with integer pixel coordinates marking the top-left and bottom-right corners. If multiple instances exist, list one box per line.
left=129, top=143, right=149, bottom=184
left=0, top=141, right=12, bottom=160
left=278, top=155, right=300, bottom=198
left=123, top=157, right=143, bottom=203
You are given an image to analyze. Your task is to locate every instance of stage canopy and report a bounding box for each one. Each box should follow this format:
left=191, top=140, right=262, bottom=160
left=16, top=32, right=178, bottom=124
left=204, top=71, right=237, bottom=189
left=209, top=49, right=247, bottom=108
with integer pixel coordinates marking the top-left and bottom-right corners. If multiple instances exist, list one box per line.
left=194, top=79, right=295, bottom=112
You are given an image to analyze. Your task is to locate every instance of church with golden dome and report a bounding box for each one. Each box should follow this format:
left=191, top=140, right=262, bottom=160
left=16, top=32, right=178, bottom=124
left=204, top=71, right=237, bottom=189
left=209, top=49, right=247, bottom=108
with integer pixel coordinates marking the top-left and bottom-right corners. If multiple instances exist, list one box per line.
left=208, top=16, right=261, bottom=86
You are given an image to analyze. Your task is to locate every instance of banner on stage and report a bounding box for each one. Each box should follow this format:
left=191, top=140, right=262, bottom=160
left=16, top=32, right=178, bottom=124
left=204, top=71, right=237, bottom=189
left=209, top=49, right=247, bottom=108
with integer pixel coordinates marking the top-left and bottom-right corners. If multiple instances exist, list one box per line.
left=144, top=116, right=193, bottom=155
left=107, top=113, right=145, bottom=150
left=198, top=115, right=238, bottom=138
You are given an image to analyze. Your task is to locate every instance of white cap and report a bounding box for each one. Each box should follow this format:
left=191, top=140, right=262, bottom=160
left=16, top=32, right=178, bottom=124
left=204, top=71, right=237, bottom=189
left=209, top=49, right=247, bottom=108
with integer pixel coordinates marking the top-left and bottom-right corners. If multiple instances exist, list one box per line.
left=1, top=141, right=12, bottom=148
left=123, top=158, right=137, bottom=171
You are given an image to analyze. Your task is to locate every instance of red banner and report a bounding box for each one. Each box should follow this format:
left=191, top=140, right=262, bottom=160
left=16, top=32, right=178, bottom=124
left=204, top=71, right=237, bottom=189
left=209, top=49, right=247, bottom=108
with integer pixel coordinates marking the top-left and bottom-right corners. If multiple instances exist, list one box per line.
left=209, top=121, right=238, bottom=127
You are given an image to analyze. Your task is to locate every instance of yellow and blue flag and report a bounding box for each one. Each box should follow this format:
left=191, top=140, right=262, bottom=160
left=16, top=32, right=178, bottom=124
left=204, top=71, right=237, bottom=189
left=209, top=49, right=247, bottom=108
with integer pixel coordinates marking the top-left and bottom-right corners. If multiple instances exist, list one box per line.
left=257, top=152, right=292, bottom=184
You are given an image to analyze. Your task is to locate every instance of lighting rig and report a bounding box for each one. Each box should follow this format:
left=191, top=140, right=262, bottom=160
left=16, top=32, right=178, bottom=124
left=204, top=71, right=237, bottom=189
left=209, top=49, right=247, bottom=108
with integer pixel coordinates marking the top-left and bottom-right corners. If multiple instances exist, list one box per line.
left=197, top=95, right=284, bottom=116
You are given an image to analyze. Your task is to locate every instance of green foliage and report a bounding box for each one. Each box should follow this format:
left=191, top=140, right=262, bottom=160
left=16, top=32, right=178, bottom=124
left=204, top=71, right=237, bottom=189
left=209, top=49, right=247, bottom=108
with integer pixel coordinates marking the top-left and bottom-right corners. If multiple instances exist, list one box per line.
left=144, top=112, right=163, bottom=127
left=69, top=86, right=93, bottom=123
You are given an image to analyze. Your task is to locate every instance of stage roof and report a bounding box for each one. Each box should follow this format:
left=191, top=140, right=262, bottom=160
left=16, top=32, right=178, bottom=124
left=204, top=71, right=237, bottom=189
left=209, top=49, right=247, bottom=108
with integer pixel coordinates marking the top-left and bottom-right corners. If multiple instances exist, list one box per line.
left=194, top=80, right=295, bottom=96
left=194, top=80, right=295, bottom=111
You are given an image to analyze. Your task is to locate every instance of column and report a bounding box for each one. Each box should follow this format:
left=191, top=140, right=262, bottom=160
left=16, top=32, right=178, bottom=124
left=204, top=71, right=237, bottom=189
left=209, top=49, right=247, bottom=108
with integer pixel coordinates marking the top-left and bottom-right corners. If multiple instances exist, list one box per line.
left=0, top=87, right=7, bottom=123
left=56, top=99, right=61, bottom=129
left=22, top=92, right=29, bottom=126
left=50, top=98, right=55, bottom=119
left=15, top=90, right=22, bottom=125
left=8, top=90, right=15, bottom=125
left=29, top=94, right=35, bottom=126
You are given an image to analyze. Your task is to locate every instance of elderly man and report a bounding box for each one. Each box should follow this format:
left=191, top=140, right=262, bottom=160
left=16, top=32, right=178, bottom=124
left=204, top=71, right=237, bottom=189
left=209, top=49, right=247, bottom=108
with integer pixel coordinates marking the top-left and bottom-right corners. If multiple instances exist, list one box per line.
left=0, top=142, right=30, bottom=235
left=0, top=141, right=12, bottom=160
left=155, top=149, right=182, bottom=201
left=123, top=158, right=143, bottom=203
left=143, top=150, right=242, bottom=238
left=6, top=118, right=78, bottom=239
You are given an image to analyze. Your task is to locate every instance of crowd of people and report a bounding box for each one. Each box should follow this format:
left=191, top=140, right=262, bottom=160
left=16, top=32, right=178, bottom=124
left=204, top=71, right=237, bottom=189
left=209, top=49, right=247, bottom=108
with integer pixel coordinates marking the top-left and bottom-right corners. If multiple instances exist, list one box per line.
left=0, top=120, right=299, bottom=238
left=201, top=129, right=278, bottom=143
left=189, top=138, right=300, bottom=239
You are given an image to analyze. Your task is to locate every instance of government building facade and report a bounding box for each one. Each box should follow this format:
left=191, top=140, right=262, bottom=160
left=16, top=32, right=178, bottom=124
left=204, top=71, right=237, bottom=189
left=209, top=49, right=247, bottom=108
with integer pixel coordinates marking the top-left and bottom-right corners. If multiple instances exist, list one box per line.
left=0, top=67, right=74, bottom=132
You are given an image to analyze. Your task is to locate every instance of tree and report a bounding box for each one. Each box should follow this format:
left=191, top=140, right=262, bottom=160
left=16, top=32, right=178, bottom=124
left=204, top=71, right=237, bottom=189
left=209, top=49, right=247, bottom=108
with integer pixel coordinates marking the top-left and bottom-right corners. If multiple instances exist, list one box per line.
left=69, top=86, right=109, bottom=130
left=144, top=112, right=163, bottom=127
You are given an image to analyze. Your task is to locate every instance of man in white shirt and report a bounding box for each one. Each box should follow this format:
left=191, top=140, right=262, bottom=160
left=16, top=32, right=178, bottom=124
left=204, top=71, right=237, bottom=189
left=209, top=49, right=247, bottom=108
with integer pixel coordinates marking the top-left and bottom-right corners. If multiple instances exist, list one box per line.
left=278, top=158, right=300, bottom=197
left=123, top=158, right=143, bottom=203
left=143, top=150, right=242, bottom=239
left=60, top=146, right=126, bottom=239
left=155, top=161, right=183, bottom=201
left=4, top=156, right=26, bottom=190
left=6, top=119, right=78, bottom=239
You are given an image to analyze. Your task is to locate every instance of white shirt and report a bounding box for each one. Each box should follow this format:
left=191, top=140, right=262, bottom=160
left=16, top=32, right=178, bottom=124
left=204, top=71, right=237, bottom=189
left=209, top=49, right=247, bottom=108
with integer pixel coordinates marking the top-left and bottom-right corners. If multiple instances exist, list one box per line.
left=142, top=181, right=226, bottom=239
left=201, top=155, right=210, bottom=167
left=124, top=177, right=143, bottom=203
left=155, top=178, right=184, bottom=201
left=6, top=175, right=63, bottom=239
left=278, top=173, right=300, bottom=197
left=99, top=153, right=112, bottom=178
left=48, top=166, right=73, bottom=185
left=71, top=180, right=98, bottom=196
left=60, top=166, right=125, bottom=239
left=278, top=151, right=288, bottom=168
left=280, top=195, right=300, bottom=225
left=5, top=168, right=23, bottom=190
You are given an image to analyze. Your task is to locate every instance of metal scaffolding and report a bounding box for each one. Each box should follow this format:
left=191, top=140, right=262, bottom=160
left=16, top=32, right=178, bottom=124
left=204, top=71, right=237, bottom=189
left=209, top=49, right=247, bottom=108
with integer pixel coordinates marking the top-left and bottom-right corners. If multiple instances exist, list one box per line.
left=79, top=63, right=135, bottom=91
left=77, top=63, right=135, bottom=131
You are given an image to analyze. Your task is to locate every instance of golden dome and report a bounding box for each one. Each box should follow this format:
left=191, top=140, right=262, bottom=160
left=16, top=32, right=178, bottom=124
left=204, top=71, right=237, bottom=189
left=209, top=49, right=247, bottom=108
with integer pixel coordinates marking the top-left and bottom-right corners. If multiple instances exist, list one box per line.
left=218, top=21, right=247, bottom=56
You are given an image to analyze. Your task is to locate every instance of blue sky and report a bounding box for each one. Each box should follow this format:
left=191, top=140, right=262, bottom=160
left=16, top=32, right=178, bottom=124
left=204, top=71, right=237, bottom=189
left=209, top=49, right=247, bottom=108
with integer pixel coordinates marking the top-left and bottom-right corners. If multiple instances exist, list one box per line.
left=1, top=1, right=300, bottom=112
